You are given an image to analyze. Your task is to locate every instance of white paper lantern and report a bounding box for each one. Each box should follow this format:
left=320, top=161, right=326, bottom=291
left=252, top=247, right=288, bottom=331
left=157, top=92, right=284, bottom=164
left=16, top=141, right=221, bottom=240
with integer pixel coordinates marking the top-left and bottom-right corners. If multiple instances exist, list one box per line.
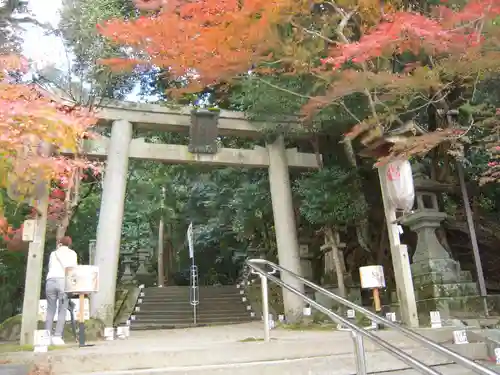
left=383, top=160, right=415, bottom=212
left=64, top=265, right=99, bottom=294
left=359, top=265, right=385, bottom=289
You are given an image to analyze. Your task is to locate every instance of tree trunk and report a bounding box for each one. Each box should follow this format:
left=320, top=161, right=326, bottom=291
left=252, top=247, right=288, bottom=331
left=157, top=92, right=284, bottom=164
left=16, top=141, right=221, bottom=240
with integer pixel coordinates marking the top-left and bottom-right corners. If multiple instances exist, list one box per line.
left=325, top=227, right=347, bottom=299
left=56, top=169, right=81, bottom=241
left=342, top=139, right=371, bottom=252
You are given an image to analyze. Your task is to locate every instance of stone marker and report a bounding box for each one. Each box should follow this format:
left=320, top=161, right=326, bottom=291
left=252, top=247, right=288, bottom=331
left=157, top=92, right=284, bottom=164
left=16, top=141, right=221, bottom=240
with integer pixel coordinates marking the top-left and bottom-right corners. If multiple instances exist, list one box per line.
left=430, top=311, right=442, bottom=328
left=453, top=330, right=468, bottom=345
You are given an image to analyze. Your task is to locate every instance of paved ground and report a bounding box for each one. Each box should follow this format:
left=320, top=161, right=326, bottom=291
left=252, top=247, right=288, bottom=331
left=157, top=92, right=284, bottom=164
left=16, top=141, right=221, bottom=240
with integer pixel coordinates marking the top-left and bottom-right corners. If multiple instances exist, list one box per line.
left=0, top=364, right=30, bottom=375
left=1, top=323, right=498, bottom=375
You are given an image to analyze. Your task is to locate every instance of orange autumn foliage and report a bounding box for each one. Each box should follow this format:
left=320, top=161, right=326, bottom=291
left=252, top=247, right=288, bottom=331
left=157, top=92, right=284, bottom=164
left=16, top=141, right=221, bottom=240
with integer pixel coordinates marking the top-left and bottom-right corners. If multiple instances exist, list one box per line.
left=0, top=55, right=99, bottom=242
left=97, top=0, right=500, bottom=171
left=97, top=0, right=300, bottom=94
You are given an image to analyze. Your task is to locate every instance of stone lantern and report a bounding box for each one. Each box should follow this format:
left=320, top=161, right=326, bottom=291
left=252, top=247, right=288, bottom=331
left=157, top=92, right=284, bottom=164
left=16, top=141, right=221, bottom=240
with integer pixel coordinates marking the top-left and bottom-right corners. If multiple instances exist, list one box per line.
left=120, top=251, right=136, bottom=285
left=400, top=162, right=479, bottom=319
left=135, top=248, right=155, bottom=286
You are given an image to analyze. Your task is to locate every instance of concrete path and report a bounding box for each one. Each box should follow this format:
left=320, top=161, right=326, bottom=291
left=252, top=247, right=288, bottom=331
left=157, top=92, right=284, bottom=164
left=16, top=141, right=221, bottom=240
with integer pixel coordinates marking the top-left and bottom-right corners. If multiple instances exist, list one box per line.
left=1, top=323, right=496, bottom=375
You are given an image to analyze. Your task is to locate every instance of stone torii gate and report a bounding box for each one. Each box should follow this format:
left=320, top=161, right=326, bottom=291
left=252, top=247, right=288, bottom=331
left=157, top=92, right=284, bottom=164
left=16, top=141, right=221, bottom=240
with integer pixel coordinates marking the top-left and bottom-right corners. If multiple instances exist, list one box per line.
left=85, top=101, right=320, bottom=325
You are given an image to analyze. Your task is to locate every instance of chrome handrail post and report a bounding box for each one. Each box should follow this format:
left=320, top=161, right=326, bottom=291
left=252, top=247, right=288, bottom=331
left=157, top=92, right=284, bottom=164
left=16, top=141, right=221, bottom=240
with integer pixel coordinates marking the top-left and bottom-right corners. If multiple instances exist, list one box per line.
left=351, top=330, right=367, bottom=375
left=261, top=274, right=270, bottom=342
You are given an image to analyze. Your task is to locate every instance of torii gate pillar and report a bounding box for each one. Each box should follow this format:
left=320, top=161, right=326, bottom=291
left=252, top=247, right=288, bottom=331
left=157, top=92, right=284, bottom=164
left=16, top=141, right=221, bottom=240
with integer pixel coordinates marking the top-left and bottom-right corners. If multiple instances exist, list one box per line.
left=267, top=136, right=305, bottom=322
left=91, top=119, right=132, bottom=324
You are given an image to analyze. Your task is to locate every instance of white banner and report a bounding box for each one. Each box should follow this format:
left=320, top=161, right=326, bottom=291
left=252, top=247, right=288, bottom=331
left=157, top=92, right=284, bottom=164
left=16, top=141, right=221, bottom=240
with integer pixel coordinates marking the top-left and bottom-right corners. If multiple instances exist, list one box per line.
left=187, top=222, right=194, bottom=259
left=38, top=298, right=90, bottom=322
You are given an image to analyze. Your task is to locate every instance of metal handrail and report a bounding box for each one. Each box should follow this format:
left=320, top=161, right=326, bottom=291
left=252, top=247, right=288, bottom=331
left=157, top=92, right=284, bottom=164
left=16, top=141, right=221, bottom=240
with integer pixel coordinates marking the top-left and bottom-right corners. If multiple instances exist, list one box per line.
left=247, top=258, right=498, bottom=375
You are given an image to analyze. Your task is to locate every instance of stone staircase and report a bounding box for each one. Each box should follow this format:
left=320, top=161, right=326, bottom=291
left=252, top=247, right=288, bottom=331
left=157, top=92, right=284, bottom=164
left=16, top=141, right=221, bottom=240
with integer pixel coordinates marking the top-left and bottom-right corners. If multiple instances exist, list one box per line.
left=5, top=324, right=500, bottom=375
left=130, top=285, right=256, bottom=330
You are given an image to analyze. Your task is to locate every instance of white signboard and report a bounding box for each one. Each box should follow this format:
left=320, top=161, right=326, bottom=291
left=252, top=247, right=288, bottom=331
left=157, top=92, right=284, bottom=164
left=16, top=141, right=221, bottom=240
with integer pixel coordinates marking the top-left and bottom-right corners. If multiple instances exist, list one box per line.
left=495, top=348, right=500, bottom=365
left=64, top=265, right=99, bottom=294
left=268, top=314, right=275, bottom=330
left=22, top=219, right=36, bottom=242
left=38, top=298, right=90, bottom=321
left=116, top=326, right=126, bottom=339
left=385, top=312, right=397, bottom=322
left=359, top=265, right=386, bottom=289
left=452, top=330, right=468, bottom=345
left=34, top=329, right=51, bottom=346
left=104, top=327, right=114, bottom=341
left=347, top=309, right=355, bottom=319
left=187, top=222, right=194, bottom=259
left=430, top=311, right=442, bottom=328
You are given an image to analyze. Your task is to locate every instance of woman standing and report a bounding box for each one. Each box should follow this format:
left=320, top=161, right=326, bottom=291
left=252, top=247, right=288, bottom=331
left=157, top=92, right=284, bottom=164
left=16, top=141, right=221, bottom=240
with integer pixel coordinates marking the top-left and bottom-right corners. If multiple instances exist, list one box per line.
left=45, top=236, right=78, bottom=345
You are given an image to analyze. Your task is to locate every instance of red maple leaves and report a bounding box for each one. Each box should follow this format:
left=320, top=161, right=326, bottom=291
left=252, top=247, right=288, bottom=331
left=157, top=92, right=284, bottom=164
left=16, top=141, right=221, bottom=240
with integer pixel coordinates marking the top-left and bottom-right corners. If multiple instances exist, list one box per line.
left=0, top=55, right=100, bottom=247
left=322, top=1, right=499, bottom=70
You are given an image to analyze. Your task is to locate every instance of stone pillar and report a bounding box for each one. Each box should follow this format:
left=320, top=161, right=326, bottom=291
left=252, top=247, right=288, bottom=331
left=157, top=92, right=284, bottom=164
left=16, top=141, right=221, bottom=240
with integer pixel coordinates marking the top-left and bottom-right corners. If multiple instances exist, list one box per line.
left=267, top=136, right=304, bottom=321
left=91, top=120, right=132, bottom=324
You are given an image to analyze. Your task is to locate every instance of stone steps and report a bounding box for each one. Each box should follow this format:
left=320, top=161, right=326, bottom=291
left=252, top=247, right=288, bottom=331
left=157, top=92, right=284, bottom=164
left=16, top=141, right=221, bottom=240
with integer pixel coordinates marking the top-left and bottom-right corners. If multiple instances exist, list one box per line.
left=133, top=314, right=253, bottom=323
left=141, top=294, right=242, bottom=304
left=139, top=298, right=246, bottom=306
left=71, top=360, right=489, bottom=375
left=13, top=334, right=490, bottom=375
left=131, top=286, right=255, bottom=330
left=131, top=317, right=255, bottom=330
left=143, top=286, right=241, bottom=294
left=135, top=309, right=250, bottom=317
left=135, top=305, right=249, bottom=312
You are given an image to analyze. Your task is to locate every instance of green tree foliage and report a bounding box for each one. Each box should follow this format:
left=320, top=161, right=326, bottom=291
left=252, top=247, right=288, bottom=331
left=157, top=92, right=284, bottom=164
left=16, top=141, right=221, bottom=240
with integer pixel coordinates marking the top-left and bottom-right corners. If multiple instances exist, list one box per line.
left=59, top=0, right=137, bottom=99
left=295, top=166, right=368, bottom=227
